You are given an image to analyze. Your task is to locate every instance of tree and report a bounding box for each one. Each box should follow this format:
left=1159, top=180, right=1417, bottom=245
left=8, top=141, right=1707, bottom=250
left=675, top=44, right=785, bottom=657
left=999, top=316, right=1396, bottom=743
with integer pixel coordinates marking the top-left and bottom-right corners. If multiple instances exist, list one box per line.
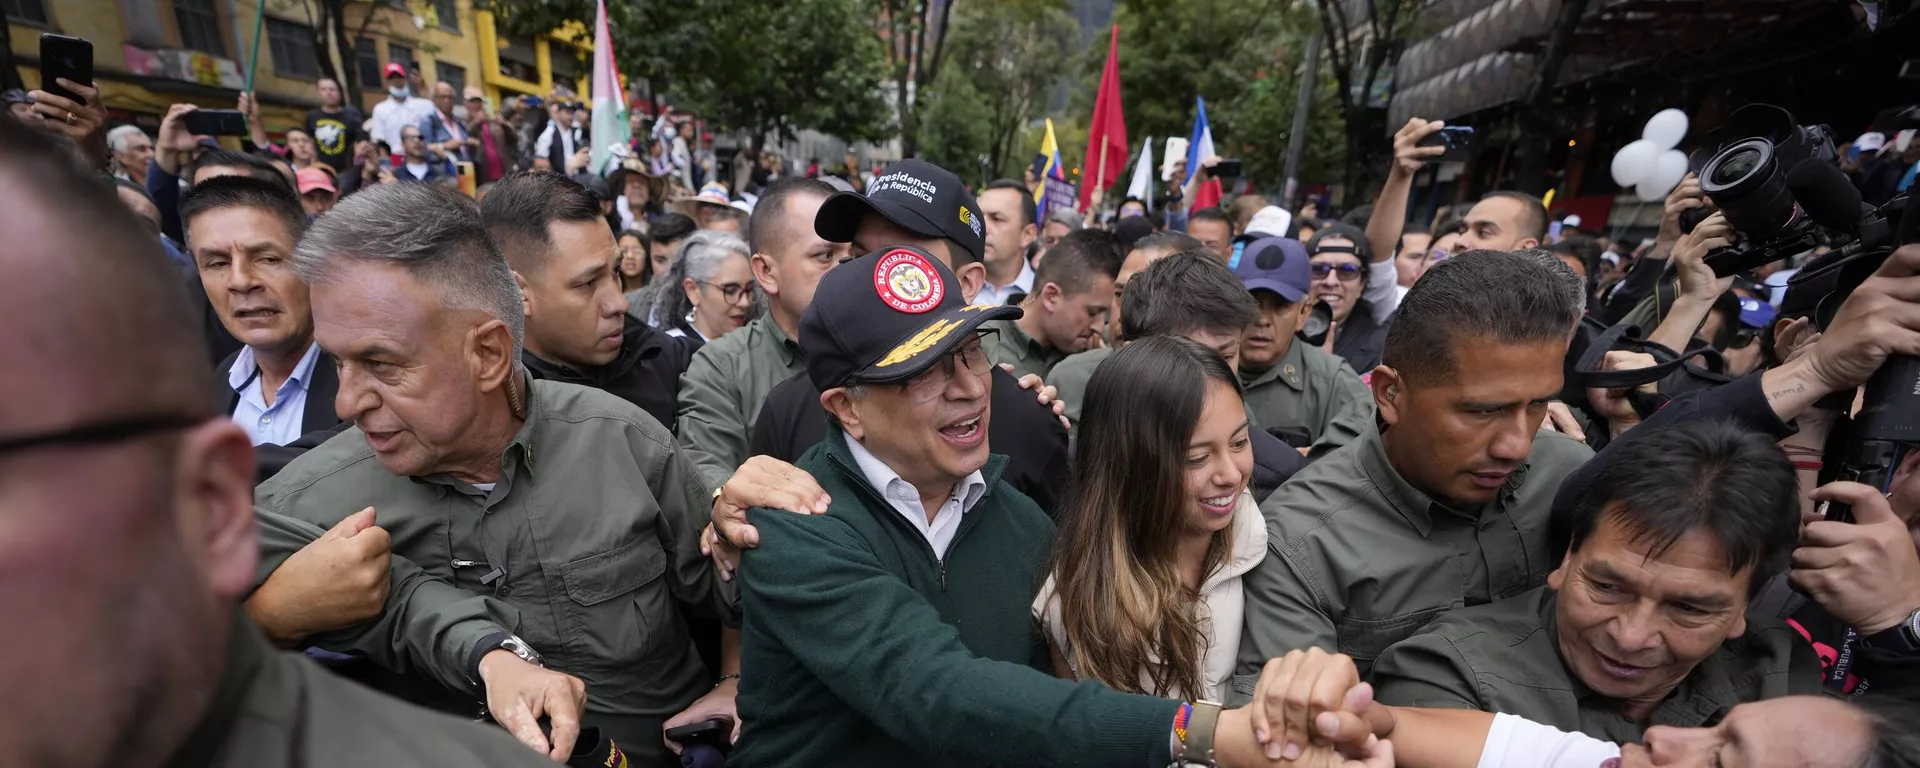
left=1309, top=0, right=1426, bottom=205
left=915, top=0, right=1077, bottom=181
left=1214, top=62, right=1346, bottom=195
left=285, top=0, right=411, bottom=107
left=875, top=0, right=959, bottom=158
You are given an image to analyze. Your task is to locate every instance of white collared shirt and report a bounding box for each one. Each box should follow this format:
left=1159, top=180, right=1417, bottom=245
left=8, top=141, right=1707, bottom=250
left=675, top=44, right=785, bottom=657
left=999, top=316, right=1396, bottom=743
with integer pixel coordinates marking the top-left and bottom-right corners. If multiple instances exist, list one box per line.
left=228, top=342, right=322, bottom=447
left=972, top=260, right=1036, bottom=307
left=843, top=434, right=988, bottom=560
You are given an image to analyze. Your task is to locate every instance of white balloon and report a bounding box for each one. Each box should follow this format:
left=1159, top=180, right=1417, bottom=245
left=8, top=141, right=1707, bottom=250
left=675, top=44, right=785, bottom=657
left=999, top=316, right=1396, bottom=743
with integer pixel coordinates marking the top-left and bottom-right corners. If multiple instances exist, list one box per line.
left=1642, top=109, right=1689, bottom=150
left=1646, top=149, right=1689, bottom=194
left=1610, top=139, right=1660, bottom=187
left=1636, top=178, right=1670, bottom=202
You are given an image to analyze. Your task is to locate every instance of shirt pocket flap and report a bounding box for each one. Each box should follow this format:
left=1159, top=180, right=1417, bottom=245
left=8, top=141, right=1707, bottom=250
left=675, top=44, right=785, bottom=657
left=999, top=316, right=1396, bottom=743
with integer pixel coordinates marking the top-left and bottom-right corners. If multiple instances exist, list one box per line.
left=559, top=538, right=666, bottom=606
left=1335, top=606, right=1449, bottom=662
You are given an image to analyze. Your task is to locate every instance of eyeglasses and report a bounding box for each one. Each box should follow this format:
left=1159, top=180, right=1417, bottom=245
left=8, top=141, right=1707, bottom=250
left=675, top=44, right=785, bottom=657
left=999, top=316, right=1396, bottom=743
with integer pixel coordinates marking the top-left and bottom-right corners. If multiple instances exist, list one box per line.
left=898, top=334, right=993, bottom=403
left=402, top=133, right=423, bottom=142
left=0, top=412, right=205, bottom=460
left=1310, top=262, right=1363, bottom=282
left=1729, top=328, right=1760, bottom=350
left=697, top=280, right=754, bottom=304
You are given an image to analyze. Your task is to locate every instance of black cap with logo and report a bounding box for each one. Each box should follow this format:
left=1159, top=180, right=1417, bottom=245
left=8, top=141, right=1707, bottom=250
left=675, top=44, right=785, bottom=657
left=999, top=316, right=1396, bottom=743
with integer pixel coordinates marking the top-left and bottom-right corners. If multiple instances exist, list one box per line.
left=814, top=159, right=987, bottom=266
left=800, top=244, right=1021, bottom=392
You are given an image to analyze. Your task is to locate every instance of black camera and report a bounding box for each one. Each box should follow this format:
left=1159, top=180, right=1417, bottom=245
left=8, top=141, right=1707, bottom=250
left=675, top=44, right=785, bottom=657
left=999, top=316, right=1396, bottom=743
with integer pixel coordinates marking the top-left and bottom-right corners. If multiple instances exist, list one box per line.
left=1679, top=105, right=1864, bottom=277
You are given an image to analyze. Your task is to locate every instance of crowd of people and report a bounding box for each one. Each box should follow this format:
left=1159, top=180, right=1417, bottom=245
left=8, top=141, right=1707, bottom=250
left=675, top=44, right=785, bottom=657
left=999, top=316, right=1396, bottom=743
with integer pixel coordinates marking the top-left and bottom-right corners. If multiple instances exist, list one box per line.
left=7, top=65, right=1920, bottom=768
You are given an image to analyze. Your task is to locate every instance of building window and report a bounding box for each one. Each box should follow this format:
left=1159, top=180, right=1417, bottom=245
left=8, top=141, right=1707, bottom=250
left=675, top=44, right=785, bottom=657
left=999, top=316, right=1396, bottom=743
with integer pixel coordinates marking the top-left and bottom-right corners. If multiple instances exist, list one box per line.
left=431, top=0, right=459, bottom=32
left=387, top=42, right=414, bottom=84
left=3, top=0, right=50, bottom=26
left=550, top=49, right=580, bottom=93
left=355, top=37, right=382, bottom=89
left=500, top=34, right=539, bottom=83
left=174, top=0, right=225, bottom=56
left=435, top=62, right=465, bottom=97
left=267, top=18, right=319, bottom=79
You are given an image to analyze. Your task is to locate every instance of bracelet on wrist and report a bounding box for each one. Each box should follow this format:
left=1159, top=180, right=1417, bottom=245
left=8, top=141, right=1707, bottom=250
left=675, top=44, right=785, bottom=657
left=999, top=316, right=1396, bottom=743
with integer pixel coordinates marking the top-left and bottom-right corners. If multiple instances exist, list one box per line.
left=715, top=672, right=740, bottom=689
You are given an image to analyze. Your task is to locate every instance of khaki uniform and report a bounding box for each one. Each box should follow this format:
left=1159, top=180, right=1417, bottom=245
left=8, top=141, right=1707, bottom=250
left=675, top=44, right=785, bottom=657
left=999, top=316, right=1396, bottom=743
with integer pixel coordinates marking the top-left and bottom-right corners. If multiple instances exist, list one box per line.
left=675, top=316, right=805, bottom=488
left=1372, top=587, right=1820, bottom=742
left=256, top=379, right=736, bottom=765
left=1046, top=347, right=1110, bottom=424
left=981, top=318, right=1067, bottom=382
left=1239, top=341, right=1374, bottom=458
left=1232, top=426, right=1593, bottom=699
left=169, top=617, right=551, bottom=768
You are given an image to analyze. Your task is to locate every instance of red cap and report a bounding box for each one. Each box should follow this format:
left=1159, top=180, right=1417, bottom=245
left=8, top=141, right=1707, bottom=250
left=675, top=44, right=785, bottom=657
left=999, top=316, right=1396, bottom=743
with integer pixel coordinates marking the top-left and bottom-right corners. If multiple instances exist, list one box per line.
left=383, top=62, right=407, bottom=80
left=296, top=167, right=337, bottom=195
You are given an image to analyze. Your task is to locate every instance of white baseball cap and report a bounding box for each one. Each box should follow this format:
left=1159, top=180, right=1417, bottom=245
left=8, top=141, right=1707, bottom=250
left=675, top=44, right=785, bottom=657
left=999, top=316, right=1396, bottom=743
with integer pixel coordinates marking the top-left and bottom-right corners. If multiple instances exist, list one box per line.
left=1855, top=132, right=1887, bottom=153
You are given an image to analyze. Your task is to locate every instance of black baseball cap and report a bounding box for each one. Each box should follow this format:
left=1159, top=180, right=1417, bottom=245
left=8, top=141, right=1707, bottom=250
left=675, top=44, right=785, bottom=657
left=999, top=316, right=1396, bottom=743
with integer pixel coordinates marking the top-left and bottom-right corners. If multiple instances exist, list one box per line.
left=1306, top=222, right=1374, bottom=261
left=801, top=245, right=1021, bottom=391
left=814, top=159, right=987, bottom=267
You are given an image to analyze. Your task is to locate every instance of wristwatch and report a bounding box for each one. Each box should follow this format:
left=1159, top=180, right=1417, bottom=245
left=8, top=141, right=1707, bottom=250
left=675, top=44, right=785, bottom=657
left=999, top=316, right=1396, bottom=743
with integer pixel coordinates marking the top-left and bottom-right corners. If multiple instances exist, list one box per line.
left=467, top=631, right=544, bottom=687
left=1864, top=607, right=1920, bottom=654
left=1175, top=700, right=1223, bottom=767
left=498, top=633, right=545, bottom=667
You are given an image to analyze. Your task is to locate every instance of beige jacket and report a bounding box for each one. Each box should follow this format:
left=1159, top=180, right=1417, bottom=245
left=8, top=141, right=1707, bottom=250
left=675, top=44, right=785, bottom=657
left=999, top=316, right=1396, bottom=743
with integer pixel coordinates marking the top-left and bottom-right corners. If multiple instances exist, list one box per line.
left=1033, top=491, right=1268, bottom=701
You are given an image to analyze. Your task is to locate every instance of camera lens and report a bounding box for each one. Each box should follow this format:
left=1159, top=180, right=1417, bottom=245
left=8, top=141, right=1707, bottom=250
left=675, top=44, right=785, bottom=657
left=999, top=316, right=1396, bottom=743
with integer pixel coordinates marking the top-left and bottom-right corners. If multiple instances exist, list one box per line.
left=1700, top=138, right=1798, bottom=238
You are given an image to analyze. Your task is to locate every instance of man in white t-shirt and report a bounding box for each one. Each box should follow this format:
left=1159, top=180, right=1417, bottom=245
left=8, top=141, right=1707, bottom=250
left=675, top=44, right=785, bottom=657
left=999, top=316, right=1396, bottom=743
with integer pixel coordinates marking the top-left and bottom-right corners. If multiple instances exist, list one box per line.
left=366, top=62, right=434, bottom=164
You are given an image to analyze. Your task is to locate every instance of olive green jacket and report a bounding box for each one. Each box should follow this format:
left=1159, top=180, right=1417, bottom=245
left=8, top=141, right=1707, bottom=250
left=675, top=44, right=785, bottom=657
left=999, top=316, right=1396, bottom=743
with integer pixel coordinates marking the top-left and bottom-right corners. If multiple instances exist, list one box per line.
left=164, top=617, right=550, bottom=768
left=1047, top=347, right=1111, bottom=424
left=256, top=379, right=736, bottom=755
left=675, top=315, right=805, bottom=489
left=1372, top=586, right=1822, bottom=742
left=1239, top=340, right=1375, bottom=458
left=1232, top=425, right=1593, bottom=699
left=981, top=318, right=1067, bottom=382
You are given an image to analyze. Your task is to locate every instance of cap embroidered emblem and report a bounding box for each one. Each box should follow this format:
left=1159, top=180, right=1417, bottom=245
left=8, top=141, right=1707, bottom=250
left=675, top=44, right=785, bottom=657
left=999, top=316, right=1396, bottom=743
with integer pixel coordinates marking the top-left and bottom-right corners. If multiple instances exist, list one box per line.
left=958, top=204, right=983, bottom=238
left=873, top=249, right=944, bottom=314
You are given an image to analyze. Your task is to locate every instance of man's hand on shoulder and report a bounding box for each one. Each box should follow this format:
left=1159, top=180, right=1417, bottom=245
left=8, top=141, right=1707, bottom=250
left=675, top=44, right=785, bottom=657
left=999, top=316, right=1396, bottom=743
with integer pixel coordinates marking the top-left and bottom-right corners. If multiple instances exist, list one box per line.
left=246, top=507, right=390, bottom=646
left=705, top=456, right=831, bottom=579
left=1009, top=367, right=1070, bottom=429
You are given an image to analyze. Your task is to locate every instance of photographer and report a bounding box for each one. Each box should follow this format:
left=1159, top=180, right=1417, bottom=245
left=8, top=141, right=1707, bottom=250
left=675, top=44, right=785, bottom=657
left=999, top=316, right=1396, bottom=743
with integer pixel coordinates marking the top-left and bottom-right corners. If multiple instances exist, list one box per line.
left=1597, top=173, right=1707, bottom=325
left=1556, top=242, right=1920, bottom=702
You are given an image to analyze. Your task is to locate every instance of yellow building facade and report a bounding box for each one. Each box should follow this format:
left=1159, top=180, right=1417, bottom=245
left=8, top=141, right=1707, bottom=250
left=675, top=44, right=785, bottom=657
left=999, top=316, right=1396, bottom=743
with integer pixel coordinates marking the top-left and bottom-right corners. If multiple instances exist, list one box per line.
left=9, top=0, right=587, bottom=138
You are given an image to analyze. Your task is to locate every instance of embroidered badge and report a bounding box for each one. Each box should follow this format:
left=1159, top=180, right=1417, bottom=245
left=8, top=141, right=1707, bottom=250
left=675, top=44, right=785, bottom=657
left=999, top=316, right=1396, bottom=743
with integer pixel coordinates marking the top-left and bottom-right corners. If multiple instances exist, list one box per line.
left=873, top=248, right=945, bottom=314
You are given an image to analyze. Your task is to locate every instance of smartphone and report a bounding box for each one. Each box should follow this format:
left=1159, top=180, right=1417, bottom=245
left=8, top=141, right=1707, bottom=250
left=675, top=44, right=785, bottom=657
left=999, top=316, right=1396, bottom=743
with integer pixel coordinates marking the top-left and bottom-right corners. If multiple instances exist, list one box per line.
left=1417, top=126, right=1476, bottom=162
left=1214, top=158, right=1244, bottom=178
left=39, top=34, right=94, bottom=107
left=663, top=717, right=732, bottom=749
left=182, top=109, right=250, bottom=137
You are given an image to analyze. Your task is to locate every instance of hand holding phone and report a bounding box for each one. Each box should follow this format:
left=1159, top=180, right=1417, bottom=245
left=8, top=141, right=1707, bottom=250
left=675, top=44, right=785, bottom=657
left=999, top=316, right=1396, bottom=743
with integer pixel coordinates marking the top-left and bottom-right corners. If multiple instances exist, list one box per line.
left=39, top=34, right=93, bottom=107
left=1415, top=126, right=1476, bottom=163
left=181, top=109, right=251, bottom=137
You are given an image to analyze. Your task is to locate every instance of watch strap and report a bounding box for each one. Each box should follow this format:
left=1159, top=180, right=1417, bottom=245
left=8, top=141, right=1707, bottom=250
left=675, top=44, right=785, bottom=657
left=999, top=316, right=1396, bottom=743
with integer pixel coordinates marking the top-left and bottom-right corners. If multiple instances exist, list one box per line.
left=1865, top=609, right=1920, bottom=653
left=1182, top=700, right=1223, bottom=767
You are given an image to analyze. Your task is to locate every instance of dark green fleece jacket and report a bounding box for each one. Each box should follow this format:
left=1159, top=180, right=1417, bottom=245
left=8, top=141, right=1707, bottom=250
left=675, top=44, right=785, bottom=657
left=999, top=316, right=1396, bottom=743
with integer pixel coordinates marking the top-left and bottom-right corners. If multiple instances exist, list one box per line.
left=732, top=427, right=1180, bottom=768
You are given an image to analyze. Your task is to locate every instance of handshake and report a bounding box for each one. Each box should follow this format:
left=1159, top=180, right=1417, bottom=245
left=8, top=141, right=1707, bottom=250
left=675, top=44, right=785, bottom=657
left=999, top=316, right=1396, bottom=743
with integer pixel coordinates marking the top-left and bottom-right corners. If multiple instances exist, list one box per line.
left=1217, top=649, right=1394, bottom=768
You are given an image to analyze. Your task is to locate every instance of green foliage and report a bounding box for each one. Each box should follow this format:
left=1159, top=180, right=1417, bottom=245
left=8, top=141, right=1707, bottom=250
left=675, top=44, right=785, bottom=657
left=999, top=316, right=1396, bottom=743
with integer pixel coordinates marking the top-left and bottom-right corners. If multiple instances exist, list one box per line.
left=488, top=0, right=891, bottom=144
left=914, top=0, right=1078, bottom=182
left=1213, top=64, right=1345, bottom=190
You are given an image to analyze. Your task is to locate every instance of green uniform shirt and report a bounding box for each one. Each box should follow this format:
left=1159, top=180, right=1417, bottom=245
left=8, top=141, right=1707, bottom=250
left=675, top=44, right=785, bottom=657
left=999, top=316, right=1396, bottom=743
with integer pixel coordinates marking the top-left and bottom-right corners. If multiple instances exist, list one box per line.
left=252, top=509, right=512, bottom=699
left=1233, top=425, right=1594, bottom=699
left=982, top=317, right=1067, bottom=382
left=256, top=379, right=735, bottom=764
left=1239, top=340, right=1375, bottom=458
left=1047, top=347, right=1111, bottom=424
left=676, top=316, right=805, bottom=488
left=1372, top=587, right=1821, bottom=742
left=167, top=617, right=550, bottom=768
left=733, top=428, right=1178, bottom=768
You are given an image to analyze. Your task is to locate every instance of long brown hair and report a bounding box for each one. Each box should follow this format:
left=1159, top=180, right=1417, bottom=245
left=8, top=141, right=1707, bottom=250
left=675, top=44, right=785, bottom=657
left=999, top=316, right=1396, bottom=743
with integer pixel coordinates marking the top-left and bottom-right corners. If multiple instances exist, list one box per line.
left=1049, top=335, right=1242, bottom=696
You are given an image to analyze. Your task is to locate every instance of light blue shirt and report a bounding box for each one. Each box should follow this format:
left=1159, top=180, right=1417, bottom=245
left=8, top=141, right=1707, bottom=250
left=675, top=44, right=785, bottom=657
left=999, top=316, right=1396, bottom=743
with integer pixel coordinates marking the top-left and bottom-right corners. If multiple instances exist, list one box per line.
left=842, top=433, right=987, bottom=560
left=972, top=260, right=1035, bottom=307
left=228, top=341, right=322, bottom=446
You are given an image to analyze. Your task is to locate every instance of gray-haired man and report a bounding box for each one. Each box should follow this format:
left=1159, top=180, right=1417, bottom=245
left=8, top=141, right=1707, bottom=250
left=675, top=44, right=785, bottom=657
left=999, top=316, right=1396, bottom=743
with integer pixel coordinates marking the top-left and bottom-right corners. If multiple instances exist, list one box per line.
left=254, top=183, right=738, bottom=766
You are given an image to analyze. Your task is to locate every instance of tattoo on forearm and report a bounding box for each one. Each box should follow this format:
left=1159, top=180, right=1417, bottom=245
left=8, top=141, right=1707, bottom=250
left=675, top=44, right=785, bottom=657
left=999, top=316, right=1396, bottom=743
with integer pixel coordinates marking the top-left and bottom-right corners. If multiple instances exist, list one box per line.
left=1766, top=381, right=1807, bottom=402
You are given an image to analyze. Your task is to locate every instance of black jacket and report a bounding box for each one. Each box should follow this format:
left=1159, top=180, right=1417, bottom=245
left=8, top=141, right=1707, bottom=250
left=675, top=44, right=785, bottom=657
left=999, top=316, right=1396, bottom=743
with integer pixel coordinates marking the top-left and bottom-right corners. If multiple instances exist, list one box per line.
left=749, top=367, right=1071, bottom=516
left=1332, top=300, right=1390, bottom=374
left=523, top=315, right=696, bottom=431
left=214, top=345, right=343, bottom=438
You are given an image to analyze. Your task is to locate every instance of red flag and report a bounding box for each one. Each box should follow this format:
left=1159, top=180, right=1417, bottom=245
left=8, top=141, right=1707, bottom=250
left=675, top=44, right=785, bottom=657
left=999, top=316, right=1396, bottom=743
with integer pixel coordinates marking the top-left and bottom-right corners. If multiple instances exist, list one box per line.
left=1080, top=24, right=1128, bottom=212
left=1190, top=177, right=1224, bottom=213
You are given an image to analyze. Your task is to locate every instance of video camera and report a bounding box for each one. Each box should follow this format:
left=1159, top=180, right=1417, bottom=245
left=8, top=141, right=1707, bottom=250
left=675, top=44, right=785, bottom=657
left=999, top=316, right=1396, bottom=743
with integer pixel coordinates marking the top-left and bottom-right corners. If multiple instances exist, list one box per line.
left=1684, top=102, right=1920, bottom=522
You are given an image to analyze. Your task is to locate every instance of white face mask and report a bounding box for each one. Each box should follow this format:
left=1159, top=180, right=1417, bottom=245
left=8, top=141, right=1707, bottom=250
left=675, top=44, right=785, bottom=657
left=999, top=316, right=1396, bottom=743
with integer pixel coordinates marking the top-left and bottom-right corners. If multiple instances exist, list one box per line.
left=389, top=86, right=409, bottom=100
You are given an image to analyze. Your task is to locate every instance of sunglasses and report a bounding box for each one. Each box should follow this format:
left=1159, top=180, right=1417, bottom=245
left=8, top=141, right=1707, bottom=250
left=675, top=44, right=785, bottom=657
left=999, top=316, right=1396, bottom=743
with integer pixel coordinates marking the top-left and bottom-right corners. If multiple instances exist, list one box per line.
left=1310, top=262, right=1363, bottom=282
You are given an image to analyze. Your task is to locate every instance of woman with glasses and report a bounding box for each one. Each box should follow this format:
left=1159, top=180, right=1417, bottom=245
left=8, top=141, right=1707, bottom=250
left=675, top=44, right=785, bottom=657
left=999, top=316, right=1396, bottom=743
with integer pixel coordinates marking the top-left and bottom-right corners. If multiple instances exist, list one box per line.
left=1305, top=223, right=1393, bottom=372
left=1034, top=335, right=1263, bottom=702
left=616, top=229, right=651, bottom=290
left=651, top=230, right=759, bottom=346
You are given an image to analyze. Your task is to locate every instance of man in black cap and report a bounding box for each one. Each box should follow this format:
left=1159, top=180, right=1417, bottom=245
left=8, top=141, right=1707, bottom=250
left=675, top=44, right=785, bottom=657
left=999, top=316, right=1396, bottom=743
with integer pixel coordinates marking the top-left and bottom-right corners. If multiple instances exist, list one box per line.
left=741, top=159, right=1070, bottom=514
left=726, top=245, right=1358, bottom=768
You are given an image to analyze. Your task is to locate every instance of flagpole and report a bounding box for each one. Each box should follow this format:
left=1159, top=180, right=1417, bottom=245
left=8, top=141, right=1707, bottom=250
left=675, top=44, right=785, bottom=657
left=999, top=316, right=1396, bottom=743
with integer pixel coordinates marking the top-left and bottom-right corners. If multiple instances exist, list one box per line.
left=1094, top=141, right=1109, bottom=207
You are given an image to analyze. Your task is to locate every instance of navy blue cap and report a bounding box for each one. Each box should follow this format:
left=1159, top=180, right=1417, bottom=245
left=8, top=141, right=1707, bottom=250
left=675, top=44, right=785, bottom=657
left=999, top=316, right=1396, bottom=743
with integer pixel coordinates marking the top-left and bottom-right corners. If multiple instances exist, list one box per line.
left=814, top=159, right=986, bottom=267
left=801, top=245, right=1021, bottom=391
left=1737, top=296, right=1777, bottom=329
left=1234, top=237, right=1311, bottom=303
